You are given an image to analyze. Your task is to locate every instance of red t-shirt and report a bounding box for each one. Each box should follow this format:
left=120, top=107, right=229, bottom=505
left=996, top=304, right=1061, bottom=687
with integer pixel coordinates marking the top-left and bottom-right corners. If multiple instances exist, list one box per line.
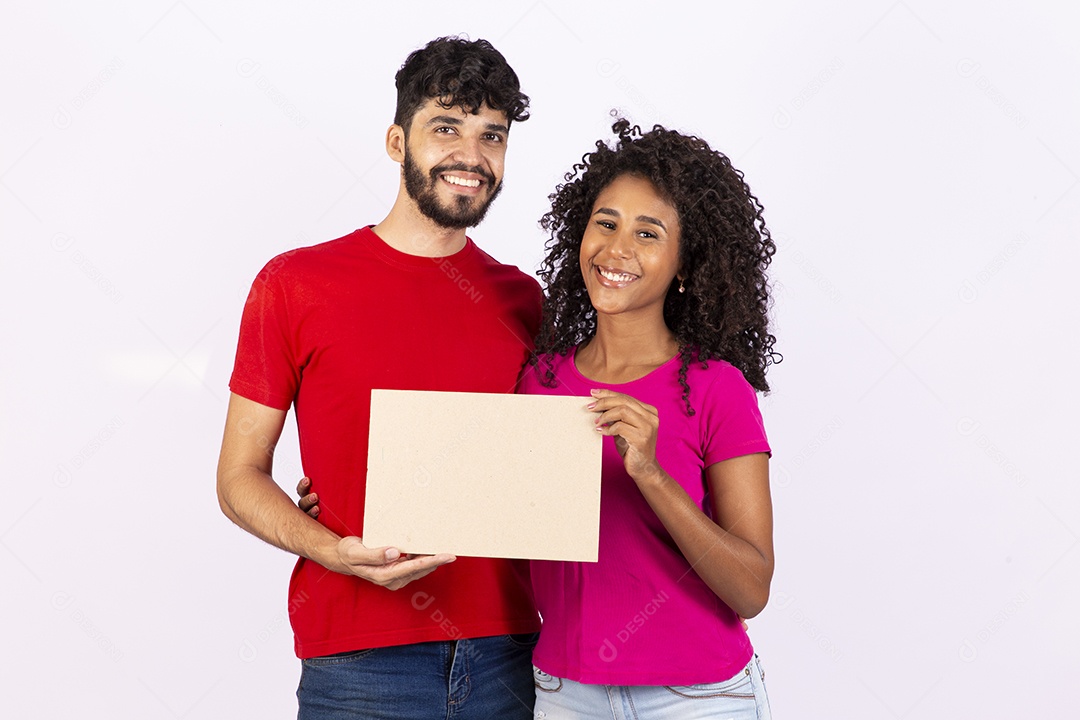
left=229, top=226, right=543, bottom=658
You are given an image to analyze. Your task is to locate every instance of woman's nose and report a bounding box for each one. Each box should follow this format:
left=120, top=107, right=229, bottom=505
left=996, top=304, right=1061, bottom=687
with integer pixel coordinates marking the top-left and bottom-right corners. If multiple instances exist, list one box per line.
left=605, top=230, right=633, bottom=259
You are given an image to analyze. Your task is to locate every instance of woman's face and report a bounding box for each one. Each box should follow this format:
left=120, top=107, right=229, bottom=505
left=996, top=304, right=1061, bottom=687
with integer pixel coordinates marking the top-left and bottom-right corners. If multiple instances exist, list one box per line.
left=579, top=173, right=681, bottom=321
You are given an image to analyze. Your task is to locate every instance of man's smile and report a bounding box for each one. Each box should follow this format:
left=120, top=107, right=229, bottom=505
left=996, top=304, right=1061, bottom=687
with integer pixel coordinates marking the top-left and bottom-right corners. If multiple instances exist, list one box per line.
left=441, top=173, right=482, bottom=189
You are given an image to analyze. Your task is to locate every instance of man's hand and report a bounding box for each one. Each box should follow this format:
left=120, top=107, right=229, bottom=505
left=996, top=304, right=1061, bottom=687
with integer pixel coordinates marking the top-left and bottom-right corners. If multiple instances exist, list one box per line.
left=332, top=537, right=456, bottom=591
left=295, top=476, right=455, bottom=590
left=218, top=394, right=456, bottom=591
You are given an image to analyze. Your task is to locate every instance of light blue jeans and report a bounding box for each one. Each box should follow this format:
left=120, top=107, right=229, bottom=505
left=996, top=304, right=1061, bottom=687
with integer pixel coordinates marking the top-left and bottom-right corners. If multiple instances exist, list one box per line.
left=533, top=655, right=771, bottom=719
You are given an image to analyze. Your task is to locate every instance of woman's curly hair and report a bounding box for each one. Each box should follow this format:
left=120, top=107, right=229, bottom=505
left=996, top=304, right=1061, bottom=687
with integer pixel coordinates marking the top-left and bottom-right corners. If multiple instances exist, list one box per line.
left=532, top=119, right=780, bottom=412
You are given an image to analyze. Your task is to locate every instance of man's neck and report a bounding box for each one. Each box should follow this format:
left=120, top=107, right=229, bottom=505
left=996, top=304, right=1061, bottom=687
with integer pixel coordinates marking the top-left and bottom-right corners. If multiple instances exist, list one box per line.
left=371, top=189, right=469, bottom=258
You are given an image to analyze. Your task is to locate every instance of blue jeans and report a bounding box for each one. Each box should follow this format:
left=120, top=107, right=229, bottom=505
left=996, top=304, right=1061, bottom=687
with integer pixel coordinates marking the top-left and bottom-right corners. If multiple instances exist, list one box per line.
left=297, top=633, right=538, bottom=719
left=532, top=655, right=771, bottom=719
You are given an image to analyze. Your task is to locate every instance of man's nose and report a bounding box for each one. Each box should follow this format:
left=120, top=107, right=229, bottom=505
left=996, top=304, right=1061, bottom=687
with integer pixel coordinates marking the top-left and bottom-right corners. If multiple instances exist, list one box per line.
left=451, top=134, right=483, bottom=166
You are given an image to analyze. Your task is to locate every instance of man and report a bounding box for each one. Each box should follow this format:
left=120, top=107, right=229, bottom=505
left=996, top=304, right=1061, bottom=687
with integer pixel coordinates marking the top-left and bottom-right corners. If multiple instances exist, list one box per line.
left=216, top=37, right=541, bottom=719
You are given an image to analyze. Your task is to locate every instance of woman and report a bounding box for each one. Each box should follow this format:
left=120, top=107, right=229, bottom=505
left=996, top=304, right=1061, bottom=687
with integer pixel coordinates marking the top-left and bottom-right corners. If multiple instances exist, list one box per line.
left=519, top=119, right=778, bottom=719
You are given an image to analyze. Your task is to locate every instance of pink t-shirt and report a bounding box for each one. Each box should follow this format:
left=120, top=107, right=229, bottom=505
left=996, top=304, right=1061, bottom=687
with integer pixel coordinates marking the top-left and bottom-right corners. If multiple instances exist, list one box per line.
left=518, top=348, right=771, bottom=686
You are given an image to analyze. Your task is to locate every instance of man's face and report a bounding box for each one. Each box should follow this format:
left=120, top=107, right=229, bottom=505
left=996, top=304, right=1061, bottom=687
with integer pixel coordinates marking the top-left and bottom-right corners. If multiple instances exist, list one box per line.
left=401, top=99, right=509, bottom=229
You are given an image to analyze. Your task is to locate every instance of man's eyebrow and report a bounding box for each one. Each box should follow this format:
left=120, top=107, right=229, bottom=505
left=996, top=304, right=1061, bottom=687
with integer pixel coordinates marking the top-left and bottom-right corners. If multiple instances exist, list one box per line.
left=425, top=115, right=464, bottom=127
left=424, top=116, right=509, bottom=135
left=593, top=207, right=667, bottom=231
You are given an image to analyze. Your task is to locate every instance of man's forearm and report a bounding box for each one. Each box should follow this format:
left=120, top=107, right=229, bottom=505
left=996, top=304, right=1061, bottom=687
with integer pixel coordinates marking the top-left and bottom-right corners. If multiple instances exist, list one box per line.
left=217, top=466, right=343, bottom=572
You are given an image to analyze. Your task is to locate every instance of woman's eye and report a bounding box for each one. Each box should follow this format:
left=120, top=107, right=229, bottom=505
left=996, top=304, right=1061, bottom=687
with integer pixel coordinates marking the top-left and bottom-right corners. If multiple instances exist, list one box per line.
left=596, top=220, right=615, bottom=230
left=638, top=231, right=657, bottom=240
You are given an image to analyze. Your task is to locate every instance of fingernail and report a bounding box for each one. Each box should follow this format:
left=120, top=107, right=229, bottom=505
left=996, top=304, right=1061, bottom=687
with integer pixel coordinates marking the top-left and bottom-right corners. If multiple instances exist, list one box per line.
left=384, top=548, right=400, bottom=561
left=586, top=402, right=596, bottom=409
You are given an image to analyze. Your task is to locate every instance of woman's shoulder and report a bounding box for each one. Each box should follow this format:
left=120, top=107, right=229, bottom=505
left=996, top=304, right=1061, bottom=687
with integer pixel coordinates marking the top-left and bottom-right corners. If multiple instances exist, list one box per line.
left=683, top=351, right=750, bottom=385
left=681, top=352, right=760, bottom=409
left=518, top=350, right=576, bottom=394
left=533, top=349, right=573, bottom=366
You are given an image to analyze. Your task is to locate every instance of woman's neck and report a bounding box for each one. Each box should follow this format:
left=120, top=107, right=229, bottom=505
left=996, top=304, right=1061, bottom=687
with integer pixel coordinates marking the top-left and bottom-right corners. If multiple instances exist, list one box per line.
left=576, top=314, right=679, bottom=384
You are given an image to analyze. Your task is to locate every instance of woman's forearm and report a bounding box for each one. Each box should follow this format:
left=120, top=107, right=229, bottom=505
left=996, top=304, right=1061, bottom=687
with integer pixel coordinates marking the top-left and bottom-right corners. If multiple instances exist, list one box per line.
left=631, top=464, right=773, bottom=618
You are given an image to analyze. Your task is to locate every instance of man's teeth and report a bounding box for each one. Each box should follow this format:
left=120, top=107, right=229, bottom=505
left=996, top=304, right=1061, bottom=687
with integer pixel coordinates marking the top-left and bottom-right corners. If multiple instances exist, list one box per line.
left=599, top=268, right=637, bottom=283
left=443, top=175, right=481, bottom=188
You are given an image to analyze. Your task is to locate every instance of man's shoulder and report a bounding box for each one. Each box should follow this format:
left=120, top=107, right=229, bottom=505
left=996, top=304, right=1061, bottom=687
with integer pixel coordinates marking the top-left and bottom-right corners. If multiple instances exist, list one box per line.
left=469, top=241, right=540, bottom=288
left=255, top=228, right=369, bottom=278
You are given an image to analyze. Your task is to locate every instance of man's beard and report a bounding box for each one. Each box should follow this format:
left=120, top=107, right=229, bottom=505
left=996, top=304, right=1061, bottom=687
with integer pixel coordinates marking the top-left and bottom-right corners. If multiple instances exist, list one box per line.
left=403, top=149, right=502, bottom=230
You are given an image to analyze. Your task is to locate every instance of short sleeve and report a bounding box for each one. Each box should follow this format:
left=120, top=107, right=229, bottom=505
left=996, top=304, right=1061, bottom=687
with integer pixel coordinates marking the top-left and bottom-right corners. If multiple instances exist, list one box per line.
left=699, top=364, right=771, bottom=467
left=228, top=259, right=301, bottom=411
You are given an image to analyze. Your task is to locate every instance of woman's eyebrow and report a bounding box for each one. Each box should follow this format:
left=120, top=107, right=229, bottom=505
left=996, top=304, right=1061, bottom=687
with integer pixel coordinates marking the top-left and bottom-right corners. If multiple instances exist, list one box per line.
left=636, top=215, right=666, bottom=231
left=593, top=207, right=666, bottom=231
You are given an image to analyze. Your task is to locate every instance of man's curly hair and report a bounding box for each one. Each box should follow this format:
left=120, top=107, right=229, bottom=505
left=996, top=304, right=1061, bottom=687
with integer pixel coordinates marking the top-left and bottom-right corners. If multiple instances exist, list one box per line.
left=532, top=119, right=780, bottom=411
left=394, top=36, right=530, bottom=132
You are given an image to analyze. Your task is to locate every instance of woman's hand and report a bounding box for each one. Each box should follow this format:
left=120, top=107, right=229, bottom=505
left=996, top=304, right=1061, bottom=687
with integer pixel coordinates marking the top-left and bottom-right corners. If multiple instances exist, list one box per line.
left=588, top=388, right=662, bottom=482
left=296, top=476, right=320, bottom=518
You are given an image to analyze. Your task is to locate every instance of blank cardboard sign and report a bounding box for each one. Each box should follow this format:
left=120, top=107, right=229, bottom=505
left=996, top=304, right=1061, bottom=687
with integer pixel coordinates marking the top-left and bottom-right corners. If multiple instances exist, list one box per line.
left=363, top=389, right=602, bottom=562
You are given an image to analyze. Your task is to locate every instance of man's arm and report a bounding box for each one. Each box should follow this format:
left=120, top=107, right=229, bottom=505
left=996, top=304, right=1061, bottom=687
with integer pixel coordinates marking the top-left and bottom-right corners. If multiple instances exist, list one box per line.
left=216, top=392, right=454, bottom=590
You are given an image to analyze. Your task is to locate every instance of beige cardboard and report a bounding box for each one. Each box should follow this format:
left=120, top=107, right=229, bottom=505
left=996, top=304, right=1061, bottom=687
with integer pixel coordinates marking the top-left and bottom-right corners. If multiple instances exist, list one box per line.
left=363, top=389, right=602, bottom=562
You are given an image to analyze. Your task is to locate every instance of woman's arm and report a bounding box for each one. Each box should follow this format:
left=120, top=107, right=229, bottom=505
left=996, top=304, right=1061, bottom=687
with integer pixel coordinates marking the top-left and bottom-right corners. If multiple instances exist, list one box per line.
left=589, top=389, right=774, bottom=618
left=633, top=454, right=773, bottom=618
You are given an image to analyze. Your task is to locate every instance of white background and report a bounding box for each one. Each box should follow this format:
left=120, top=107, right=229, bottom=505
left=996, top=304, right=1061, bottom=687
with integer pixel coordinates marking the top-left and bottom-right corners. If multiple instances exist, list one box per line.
left=3, top=2, right=1078, bottom=718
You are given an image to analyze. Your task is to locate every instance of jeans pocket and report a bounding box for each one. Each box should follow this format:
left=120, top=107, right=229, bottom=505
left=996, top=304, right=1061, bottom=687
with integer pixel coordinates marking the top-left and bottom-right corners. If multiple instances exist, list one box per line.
left=504, top=632, right=540, bottom=649
left=301, top=648, right=377, bottom=667
left=532, top=665, right=563, bottom=694
left=663, top=664, right=755, bottom=699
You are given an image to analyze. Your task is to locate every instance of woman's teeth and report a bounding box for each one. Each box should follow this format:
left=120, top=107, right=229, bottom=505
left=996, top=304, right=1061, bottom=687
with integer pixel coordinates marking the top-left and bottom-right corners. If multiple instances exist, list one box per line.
left=599, top=268, right=637, bottom=283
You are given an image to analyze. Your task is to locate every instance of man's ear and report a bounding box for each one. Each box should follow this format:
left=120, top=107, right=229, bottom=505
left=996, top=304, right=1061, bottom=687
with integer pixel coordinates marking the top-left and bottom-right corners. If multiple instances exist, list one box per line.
left=386, top=124, right=406, bottom=163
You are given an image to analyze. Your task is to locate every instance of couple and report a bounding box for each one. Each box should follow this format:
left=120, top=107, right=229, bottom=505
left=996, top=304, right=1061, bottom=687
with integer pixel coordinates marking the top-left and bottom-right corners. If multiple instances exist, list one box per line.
left=217, top=36, right=778, bottom=720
